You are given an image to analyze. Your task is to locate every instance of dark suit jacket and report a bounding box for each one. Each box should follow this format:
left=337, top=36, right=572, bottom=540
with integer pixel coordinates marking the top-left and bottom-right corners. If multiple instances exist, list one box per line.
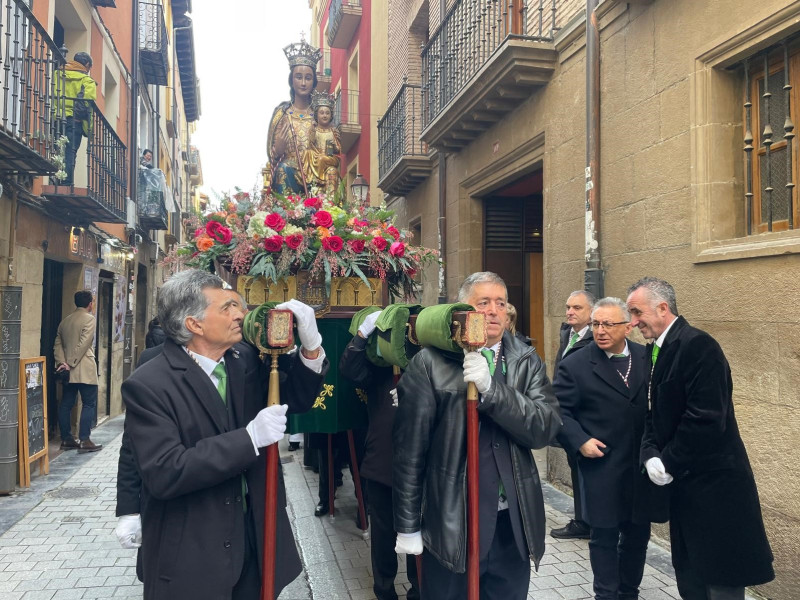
left=552, top=323, right=593, bottom=382
left=554, top=341, right=654, bottom=528
left=121, top=339, right=327, bottom=599
left=641, top=316, right=773, bottom=586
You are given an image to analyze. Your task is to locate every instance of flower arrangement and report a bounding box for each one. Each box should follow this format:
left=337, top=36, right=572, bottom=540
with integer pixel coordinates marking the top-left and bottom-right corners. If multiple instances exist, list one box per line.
left=172, top=189, right=440, bottom=300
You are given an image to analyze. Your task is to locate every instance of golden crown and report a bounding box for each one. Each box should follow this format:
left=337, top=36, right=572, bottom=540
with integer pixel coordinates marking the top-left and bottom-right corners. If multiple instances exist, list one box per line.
left=283, top=40, right=322, bottom=69
left=311, top=91, right=336, bottom=112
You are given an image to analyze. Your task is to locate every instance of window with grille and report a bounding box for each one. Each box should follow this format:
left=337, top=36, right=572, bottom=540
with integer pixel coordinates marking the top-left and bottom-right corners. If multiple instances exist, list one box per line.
left=743, top=38, right=800, bottom=233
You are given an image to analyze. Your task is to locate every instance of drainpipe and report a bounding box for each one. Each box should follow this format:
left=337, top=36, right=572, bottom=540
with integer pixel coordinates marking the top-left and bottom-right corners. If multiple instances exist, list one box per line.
left=130, top=0, right=140, bottom=219
left=584, top=0, right=603, bottom=298
left=437, top=0, right=447, bottom=304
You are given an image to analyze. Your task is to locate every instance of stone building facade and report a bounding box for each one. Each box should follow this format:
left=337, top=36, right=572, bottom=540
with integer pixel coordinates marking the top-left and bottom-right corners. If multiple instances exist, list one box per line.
left=378, top=0, right=800, bottom=596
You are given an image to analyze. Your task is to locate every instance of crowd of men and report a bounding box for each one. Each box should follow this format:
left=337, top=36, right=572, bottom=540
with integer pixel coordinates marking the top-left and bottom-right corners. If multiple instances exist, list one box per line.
left=100, top=268, right=773, bottom=600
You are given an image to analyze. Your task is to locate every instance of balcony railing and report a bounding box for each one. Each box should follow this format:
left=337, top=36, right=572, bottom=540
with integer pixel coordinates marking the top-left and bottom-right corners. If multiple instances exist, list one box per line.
left=334, top=88, right=361, bottom=152
left=378, top=82, right=434, bottom=195
left=422, top=0, right=557, bottom=128
left=327, top=0, right=362, bottom=49
left=138, top=167, right=168, bottom=230
left=139, top=1, right=168, bottom=86
left=0, top=0, right=66, bottom=175
left=43, top=99, right=127, bottom=224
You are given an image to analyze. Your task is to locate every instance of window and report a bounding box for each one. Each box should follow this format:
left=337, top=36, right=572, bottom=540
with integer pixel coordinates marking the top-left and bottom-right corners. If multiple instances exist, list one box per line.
left=744, top=38, right=800, bottom=233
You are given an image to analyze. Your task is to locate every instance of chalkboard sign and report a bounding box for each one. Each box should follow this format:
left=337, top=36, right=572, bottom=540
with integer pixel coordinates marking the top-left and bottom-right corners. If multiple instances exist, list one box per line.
left=18, top=357, right=49, bottom=487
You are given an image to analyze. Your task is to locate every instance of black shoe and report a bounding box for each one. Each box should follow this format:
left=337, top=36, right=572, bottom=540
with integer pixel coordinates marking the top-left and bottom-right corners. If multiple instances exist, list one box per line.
left=314, top=502, right=329, bottom=517
left=550, top=519, right=590, bottom=539
left=60, top=438, right=80, bottom=451
left=288, top=442, right=301, bottom=451
left=77, top=439, right=103, bottom=454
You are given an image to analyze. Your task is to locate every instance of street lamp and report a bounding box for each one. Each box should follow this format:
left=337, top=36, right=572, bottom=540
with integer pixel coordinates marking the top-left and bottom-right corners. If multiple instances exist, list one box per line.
left=351, top=173, right=369, bottom=207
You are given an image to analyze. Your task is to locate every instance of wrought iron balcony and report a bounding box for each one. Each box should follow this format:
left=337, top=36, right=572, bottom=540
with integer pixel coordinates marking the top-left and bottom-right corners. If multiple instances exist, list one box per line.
left=139, top=1, right=168, bottom=86
left=421, top=0, right=560, bottom=150
left=316, top=48, right=332, bottom=93
left=43, top=100, right=127, bottom=224
left=0, top=0, right=66, bottom=175
left=378, top=82, right=434, bottom=196
left=334, top=89, right=361, bottom=153
left=327, top=0, right=362, bottom=49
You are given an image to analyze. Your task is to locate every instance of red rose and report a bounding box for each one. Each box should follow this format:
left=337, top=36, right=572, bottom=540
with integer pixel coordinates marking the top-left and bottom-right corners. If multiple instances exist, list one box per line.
left=263, top=235, right=284, bottom=252
left=304, top=197, right=322, bottom=209
left=386, top=226, right=400, bottom=240
left=285, top=233, right=304, bottom=250
left=372, top=236, right=388, bottom=251
left=194, top=227, right=204, bottom=239
left=322, top=235, right=344, bottom=252
left=389, top=241, right=406, bottom=258
left=206, top=221, right=232, bottom=244
left=264, top=212, right=286, bottom=231
left=312, top=210, right=333, bottom=228
left=348, top=239, right=365, bottom=253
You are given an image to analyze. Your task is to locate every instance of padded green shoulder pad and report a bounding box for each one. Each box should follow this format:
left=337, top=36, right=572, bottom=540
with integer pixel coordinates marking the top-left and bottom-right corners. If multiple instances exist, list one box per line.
left=414, top=303, right=475, bottom=354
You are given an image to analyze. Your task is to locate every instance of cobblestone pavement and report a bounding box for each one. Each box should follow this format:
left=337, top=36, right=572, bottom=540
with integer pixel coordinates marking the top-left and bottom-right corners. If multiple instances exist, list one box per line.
left=0, top=418, right=758, bottom=600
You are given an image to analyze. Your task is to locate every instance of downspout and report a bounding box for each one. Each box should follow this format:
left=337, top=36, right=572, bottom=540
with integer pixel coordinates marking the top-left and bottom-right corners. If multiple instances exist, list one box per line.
left=437, top=1, right=447, bottom=303
left=584, top=0, right=603, bottom=297
left=130, top=0, right=140, bottom=221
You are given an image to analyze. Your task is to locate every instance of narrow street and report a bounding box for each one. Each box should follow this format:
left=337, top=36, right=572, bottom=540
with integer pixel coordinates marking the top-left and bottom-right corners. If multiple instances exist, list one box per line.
left=0, top=416, right=715, bottom=600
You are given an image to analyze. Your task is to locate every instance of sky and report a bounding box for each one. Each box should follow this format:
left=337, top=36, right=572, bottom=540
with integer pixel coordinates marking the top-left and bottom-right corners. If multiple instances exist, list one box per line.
left=190, top=2, right=312, bottom=204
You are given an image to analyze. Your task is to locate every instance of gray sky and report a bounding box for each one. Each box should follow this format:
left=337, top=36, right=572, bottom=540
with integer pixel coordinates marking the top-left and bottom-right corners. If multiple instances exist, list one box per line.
left=191, top=2, right=312, bottom=203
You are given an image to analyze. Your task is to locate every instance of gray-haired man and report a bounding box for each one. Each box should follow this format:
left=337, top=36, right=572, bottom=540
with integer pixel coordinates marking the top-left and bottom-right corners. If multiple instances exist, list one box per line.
left=121, top=269, right=328, bottom=599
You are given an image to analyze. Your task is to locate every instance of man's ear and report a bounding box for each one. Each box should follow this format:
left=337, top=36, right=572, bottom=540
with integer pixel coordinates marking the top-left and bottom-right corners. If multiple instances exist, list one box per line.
left=185, top=316, right=203, bottom=336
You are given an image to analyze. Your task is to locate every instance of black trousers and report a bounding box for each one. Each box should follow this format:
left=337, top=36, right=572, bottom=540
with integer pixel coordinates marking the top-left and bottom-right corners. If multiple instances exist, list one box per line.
left=566, top=449, right=587, bottom=525
left=589, top=521, right=650, bottom=600
left=367, top=479, right=419, bottom=600
left=232, top=504, right=261, bottom=600
left=420, top=510, right=530, bottom=600
left=63, top=118, right=84, bottom=185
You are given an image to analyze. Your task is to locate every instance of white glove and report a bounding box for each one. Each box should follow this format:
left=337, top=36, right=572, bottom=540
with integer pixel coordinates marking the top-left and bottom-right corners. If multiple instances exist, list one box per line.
left=390, top=387, right=398, bottom=407
left=395, top=531, right=423, bottom=555
left=358, top=310, right=382, bottom=338
left=246, top=404, right=289, bottom=448
left=645, top=457, right=673, bottom=486
left=115, top=514, right=142, bottom=549
left=276, top=299, right=322, bottom=351
left=463, top=351, right=492, bottom=394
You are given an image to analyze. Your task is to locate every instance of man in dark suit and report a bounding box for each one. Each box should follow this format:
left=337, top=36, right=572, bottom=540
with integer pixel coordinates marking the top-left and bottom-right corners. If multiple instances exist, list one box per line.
left=554, top=297, right=652, bottom=599
left=393, top=272, right=561, bottom=600
left=121, top=270, right=328, bottom=599
left=627, top=277, right=774, bottom=599
left=550, top=289, right=595, bottom=540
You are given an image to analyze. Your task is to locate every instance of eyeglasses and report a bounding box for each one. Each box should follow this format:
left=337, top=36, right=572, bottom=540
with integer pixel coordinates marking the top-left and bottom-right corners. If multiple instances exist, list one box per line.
left=591, top=321, right=629, bottom=330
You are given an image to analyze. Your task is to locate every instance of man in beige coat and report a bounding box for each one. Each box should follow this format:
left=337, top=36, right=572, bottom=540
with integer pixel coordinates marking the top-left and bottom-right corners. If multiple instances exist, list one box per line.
left=54, top=289, right=102, bottom=452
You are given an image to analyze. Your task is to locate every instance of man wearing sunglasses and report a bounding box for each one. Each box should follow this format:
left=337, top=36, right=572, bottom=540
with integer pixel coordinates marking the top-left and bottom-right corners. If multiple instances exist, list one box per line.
left=553, top=297, right=652, bottom=600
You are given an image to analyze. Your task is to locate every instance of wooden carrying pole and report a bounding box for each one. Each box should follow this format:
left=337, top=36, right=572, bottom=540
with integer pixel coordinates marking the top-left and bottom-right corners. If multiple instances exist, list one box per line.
left=451, top=311, right=487, bottom=600
left=255, top=309, right=294, bottom=600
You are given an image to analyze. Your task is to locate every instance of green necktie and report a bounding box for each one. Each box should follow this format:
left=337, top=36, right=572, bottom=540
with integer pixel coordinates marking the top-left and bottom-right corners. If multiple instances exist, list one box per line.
left=478, top=348, right=506, bottom=502
left=566, top=330, right=580, bottom=353
left=212, top=362, right=247, bottom=512
left=651, top=344, right=660, bottom=365
left=612, top=353, right=626, bottom=358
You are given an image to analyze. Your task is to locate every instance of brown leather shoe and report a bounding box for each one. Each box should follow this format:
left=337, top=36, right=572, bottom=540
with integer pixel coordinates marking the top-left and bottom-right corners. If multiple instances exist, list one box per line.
left=78, top=439, right=103, bottom=453
left=60, top=438, right=80, bottom=451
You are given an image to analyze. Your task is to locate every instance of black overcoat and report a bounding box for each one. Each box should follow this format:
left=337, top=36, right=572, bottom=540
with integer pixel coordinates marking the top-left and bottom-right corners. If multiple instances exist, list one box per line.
left=554, top=341, right=655, bottom=528
left=121, top=339, right=327, bottom=599
left=552, top=322, right=593, bottom=380
left=640, top=316, right=774, bottom=587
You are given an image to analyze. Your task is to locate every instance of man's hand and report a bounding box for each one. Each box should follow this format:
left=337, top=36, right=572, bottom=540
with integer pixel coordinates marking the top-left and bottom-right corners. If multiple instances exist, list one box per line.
left=56, top=363, right=70, bottom=372
left=276, top=299, right=322, bottom=352
left=246, top=404, right=289, bottom=448
left=115, top=514, right=142, bottom=549
left=579, top=438, right=607, bottom=458
left=395, top=531, right=423, bottom=555
left=463, top=351, right=492, bottom=394
left=645, top=457, right=673, bottom=486
left=357, top=310, right=382, bottom=339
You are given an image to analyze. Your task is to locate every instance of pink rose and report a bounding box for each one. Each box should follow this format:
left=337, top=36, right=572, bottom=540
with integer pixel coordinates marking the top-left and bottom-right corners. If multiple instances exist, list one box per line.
left=312, top=210, right=333, bottom=228
left=205, top=221, right=232, bottom=244
left=194, top=227, right=204, bottom=239
left=386, top=226, right=400, bottom=240
left=348, top=239, right=365, bottom=253
left=285, top=233, right=304, bottom=250
left=389, top=241, right=406, bottom=258
left=264, top=212, right=286, bottom=232
left=372, top=236, right=388, bottom=251
left=322, top=235, right=344, bottom=252
left=263, top=235, right=284, bottom=252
